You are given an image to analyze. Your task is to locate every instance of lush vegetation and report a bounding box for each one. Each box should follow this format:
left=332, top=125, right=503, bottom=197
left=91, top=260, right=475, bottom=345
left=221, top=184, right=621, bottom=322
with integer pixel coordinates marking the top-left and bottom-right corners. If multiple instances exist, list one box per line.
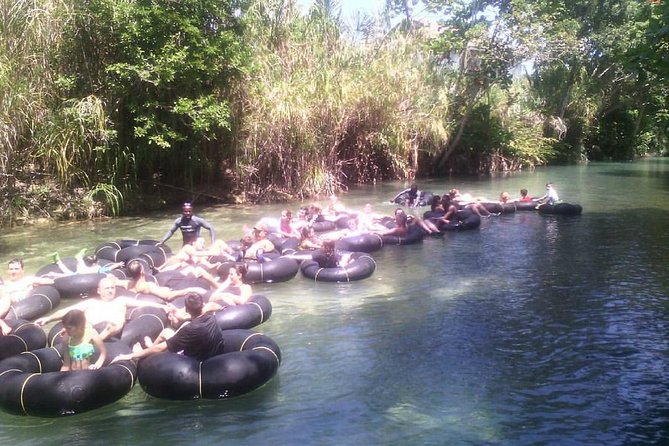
left=1, top=0, right=667, bottom=225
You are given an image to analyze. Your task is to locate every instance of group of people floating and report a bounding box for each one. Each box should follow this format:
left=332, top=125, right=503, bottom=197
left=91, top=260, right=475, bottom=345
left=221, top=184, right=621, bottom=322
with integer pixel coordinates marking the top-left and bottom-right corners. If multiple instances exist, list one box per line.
left=0, top=183, right=561, bottom=374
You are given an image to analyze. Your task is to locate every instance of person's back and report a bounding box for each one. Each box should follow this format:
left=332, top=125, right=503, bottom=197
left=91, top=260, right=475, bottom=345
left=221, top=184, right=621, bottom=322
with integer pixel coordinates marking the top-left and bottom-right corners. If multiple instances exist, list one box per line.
left=312, top=240, right=341, bottom=268
left=519, top=189, right=532, bottom=202
left=166, top=294, right=224, bottom=361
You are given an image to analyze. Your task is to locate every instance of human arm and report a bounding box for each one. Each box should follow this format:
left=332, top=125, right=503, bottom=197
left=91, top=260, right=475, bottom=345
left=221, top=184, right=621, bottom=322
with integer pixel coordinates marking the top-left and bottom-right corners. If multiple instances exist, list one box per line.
left=159, top=218, right=181, bottom=244
left=112, top=341, right=168, bottom=363
left=123, top=298, right=171, bottom=312
left=145, top=283, right=206, bottom=302
left=0, top=319, right=11, bottom=335
left=98, top=262, right=125, bottom=274
left=89, top=332, right=107, bottom=370
left=412, top=190, right=423, bottom=208
left=35, top=302, right=85, bottom=326
left=60, top=334, right=72, bottom=371
left=32, top=276, right=55, bottom=286
left=0, top=292, right=10, bottom=319
left=389, top=188, right=410, bottom=203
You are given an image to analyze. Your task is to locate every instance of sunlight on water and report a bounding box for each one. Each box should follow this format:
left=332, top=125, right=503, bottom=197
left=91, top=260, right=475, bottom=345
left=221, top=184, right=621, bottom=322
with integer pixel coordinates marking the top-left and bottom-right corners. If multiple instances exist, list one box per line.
left=1, top=159, right=669, bottom=445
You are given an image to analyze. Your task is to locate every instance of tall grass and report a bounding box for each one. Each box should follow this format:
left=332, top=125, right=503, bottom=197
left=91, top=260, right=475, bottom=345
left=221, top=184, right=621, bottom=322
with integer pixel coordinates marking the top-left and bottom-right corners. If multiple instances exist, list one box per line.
left=236, top=0, right=449, bottom=200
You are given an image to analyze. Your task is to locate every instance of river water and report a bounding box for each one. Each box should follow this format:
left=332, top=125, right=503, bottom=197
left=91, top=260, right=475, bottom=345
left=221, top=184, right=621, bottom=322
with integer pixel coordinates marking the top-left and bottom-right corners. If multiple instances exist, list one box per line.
left=1, top=159, right=668, bottom=445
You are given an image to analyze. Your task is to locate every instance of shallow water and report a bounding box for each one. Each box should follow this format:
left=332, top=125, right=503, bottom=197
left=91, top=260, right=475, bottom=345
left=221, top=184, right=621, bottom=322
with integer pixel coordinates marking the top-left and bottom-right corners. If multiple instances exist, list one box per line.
left=1, top=159, right=669, bottom=445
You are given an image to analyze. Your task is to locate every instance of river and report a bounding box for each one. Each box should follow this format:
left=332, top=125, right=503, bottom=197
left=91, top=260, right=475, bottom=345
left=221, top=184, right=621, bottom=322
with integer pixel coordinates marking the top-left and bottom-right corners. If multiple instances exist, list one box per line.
left=1, top=159, right=668, bottom=445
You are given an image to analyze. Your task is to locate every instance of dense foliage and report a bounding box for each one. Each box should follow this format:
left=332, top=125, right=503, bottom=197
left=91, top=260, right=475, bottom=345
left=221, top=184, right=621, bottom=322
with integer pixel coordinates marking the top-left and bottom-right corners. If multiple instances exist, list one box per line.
left=0, top=0, right=667, bottom=225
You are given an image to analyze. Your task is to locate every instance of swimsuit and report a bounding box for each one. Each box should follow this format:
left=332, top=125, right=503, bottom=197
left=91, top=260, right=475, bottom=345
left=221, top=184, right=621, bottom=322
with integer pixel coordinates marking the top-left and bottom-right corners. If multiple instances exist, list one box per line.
left=68, top=326, right=96, bottom=361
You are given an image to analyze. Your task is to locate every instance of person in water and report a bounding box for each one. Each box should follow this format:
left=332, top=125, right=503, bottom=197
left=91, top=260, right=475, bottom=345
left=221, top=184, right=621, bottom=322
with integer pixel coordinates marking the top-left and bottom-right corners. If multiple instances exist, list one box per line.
left=112, top=293, right=225, bottom=363
left=311, top=240, right=349, bottom=268
left=116, top=260, right=207, bottom=302
left=0, top=258, right=54, bottom=318
left=157, top=237, right=222, bottom=288
left=374, top=208, right=409, bottom=237
left=390, top=182, right=422, bottom=207
left=60, top=309, right=107, bottom=371
left=518, top=189, right=533, bottom=202
left=49, top=249, right=124, bottom=277
left=36, top=277, right=171, bottom=340
left=208, top=264, right=253, bottom=307
left=299, top=226, right=323, bottom=250
left=276, top=209, right=300, bottom=238
left=0, top=318, right=12, bottom=336
left=159, top=202, right=216, bottom=246
left=243, top=224, right=275, bottom=262
left=537, top=183, right=560, bottom=205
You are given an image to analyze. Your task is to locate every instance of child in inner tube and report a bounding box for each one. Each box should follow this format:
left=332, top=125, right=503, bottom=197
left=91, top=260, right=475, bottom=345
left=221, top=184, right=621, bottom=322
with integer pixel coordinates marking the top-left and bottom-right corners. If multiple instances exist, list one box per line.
left=60, top=309, right=107, bottom=371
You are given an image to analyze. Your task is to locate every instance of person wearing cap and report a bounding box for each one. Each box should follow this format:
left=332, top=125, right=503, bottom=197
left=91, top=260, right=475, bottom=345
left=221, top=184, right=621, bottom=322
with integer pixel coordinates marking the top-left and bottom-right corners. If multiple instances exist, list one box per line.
left=159, top=202, right=216, bottom=246
left=111, top=293, right=225, bottom=363
left=243, top=223, right=275, bottom=262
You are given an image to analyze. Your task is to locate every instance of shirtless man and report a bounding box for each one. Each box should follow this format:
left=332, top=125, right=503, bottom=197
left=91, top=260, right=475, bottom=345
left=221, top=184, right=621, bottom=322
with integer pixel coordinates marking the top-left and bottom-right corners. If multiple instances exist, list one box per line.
left=117, top=260, right=207, bottom=302
left=0, top=258, right=54, bottom=318
left=35, top=277, right=171, bottom=340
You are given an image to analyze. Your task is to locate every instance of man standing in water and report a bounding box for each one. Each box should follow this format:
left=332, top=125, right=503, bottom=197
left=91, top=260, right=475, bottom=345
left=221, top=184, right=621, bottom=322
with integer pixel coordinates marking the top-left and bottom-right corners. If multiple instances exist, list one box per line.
left=159, top=202, right=216, bottom=246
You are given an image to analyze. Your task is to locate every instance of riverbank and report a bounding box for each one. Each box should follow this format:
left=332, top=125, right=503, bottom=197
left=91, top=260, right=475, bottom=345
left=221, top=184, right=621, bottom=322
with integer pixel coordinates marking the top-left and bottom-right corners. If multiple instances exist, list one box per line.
left=0, top=177, right=239, bottom=228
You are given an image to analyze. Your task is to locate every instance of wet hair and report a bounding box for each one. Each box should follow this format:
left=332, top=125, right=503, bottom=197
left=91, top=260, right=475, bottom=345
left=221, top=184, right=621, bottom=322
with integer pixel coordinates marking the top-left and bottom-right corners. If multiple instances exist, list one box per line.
left=8, top=258, right=23, bottom=268
left=431, top=195, right=442, bottom=211
left=322, top=240, right=336, bottom=255
left=240, top=235, right=254, bottom=249
left=83, top=255, right=97, bottom=267
left=300, top=226, right=313, bottom=239
left=126, top=260, right=144, bottom=280
left=396, top=212, right=408, bottom=227
left=184, top=293, right=204, bottom=317
left=62, top=309, right=86, bottom=329
left=236, top=263, right=248, bottom=281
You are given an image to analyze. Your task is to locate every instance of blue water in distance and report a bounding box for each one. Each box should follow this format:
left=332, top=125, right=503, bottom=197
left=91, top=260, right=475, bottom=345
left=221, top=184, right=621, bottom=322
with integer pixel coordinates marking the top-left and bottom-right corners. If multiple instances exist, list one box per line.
left=0, top=159, right=668, bottom=445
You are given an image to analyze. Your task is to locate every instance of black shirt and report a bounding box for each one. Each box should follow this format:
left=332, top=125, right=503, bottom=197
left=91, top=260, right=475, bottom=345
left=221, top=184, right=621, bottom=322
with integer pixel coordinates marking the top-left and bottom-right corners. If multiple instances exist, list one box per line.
left=312, top=250, right=340, bottom=268
left=166, top=313, right=225, bottom=361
